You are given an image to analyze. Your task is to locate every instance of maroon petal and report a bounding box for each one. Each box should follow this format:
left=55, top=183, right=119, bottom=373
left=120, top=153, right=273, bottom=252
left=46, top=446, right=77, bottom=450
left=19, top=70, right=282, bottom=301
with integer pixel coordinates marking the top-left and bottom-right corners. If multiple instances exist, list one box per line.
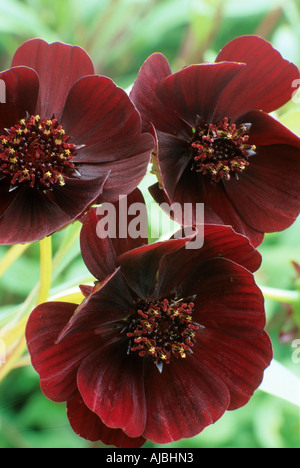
left=196, top=224, right=262, bottom=273
left=0, top=177, right=18, bottom=219
left=11, top=38, right=95, bottom=120
left=148, top=180, right=174, bottom=208
left=61, top=75, right=154, bottom=202
left=0, top=188, right=73, bottom=245
left=118, top=237, right=192, bottom=300
left=47, top=172, right=109, bottom=219
left=67, top=392, right=146, bottom=447
left=57, top=268, right=134, bottom=341
left=130, top=53, right=187, bottom=136
left=214, top=35, right=299, bottom=121
left=203, top=178, right=265, bottom=247
left=0, top=66, right=39, bottom=130
left=80, top=285, right=94, bottom=298
left=155, top=130, right=191, bottom=201
left=157, top=224, right=262, bottom=299
left=238, top=109, right=300, bottom=148
left=0, top=171, right=108, bottom=245
left=150, top=162, right=264, bottom=248
left=148, top=126, right=264, bottom=247
left=193, top=329, right=272, bottom=410
left=224, top=144, right=300, bottom=233
left=25, top=302, right=101, bottom=402
left=80, top=208, right=118, bottom=283
left=89, top=153, right=153, bottom=204
left=156, top=62, right=245, bottom=125
left=77, top=342, right=147, bottom=439
left=149, top=178, right=225, bottom=227
left=61, top=75, right=153, bottom=162
left=180, top=257, right=266, bottom=338
left=143, top=354, right=230, bottom=444
left=80, top=188, right=148, bottom=282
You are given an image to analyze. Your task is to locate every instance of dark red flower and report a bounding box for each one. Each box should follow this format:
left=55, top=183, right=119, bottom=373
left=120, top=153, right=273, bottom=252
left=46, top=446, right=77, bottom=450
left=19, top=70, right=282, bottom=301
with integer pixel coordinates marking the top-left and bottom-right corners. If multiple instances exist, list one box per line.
left=130, top=35, right=300, bottom=247
left=0, top=39, right=154, bottom=244
left=26, top=189, right=272, bottom=448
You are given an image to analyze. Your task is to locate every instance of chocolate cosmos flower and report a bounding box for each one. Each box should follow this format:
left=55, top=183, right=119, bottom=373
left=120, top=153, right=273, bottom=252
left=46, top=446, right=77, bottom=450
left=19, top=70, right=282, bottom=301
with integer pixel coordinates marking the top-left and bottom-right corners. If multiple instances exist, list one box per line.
left=130, top=35, right=300, bottom=247
left=0, top=39, right=154, bottom=244
left=26, top=190, right=272, bottom=448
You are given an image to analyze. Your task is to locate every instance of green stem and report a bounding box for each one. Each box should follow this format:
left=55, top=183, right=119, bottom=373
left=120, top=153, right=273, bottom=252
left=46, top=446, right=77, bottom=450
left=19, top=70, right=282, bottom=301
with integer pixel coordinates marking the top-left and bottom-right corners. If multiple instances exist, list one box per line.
left=0, top=236, right=53, bottom=382
left=260, top=285, right=300, bottom=304
left=37, top=236, right=52, bottom=305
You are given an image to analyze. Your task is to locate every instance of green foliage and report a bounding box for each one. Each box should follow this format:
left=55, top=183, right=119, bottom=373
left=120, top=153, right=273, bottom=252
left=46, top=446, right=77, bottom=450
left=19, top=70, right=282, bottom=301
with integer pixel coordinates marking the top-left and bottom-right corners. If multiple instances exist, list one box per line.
left=0, top=0, right=300, bottom=449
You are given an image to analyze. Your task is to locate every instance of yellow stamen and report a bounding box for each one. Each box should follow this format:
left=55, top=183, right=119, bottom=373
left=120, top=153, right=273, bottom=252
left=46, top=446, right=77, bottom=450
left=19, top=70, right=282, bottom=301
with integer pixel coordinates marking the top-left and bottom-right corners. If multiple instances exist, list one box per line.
left=58, top=174, right=65, bottom=186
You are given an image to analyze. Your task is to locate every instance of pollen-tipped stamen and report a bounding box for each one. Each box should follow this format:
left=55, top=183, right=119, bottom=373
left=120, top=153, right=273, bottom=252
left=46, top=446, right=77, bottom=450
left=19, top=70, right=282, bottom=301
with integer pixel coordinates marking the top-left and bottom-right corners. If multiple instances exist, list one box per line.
left=190, top=117, right=256, bottom=182
left=125, top=297, right=200, bottom=371
left=0, top=115, right=79, bottom=191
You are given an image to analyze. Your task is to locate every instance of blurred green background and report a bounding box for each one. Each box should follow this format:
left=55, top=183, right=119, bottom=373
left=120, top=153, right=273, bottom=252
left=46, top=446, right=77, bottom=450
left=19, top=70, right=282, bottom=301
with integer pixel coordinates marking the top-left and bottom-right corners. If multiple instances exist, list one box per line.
left=0, top=0, right=300, bottom=449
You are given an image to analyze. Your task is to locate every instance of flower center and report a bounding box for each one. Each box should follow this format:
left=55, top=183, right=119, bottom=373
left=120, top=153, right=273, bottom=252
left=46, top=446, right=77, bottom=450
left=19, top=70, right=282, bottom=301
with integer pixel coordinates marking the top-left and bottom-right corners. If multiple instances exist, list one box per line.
left=0, top=115, right=78, bottom=191
left=126, top=297, right=199, bottom=371
left=190, top=117, right=256, bottom=182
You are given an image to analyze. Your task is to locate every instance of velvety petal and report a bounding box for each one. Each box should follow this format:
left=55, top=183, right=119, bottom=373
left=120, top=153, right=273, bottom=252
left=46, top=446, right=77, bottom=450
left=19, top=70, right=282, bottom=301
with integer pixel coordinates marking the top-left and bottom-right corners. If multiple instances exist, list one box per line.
left=61, top=75, right=153, bottom=201
left=77, top=341, right=147, bottom=438
left=203, top=178, right=265, bottom=247
left=80, top=188, right=148, bottom=282
left=149, top=126, right=264, bottom=247
left=156, top=224, right=262, bottom=299
left=156, top=62, right=245, bottom=125
left=0, top=172, right=108, bottom=245
left=89, top=152, right=152, bottom=204
left=0, top=188, right=74, bottom=245
left=155, top=130, right=191, bottom=201
left=149, top=180, right=174, bottom=207
left=130, top=52, right=187, bottom=136
left=214, top=35, right=300, bottom=121
left=193, top=329, right=273, bottom=410
left=11, top=38, right=95, bottom=120
left=118, top=237, right=192, bottom=300
left=57, top=268, right=134, bottom=342
left=224, top=144, right=300, bottom=233
left=67, top=392, right=146, bottom=447
left=149, top=180, right=224, bottom=226
left=79, top=284, right=94, bottom=298
left=0, top=66, right=39, bottom=130
left=47, top=172, right=109, bottom=220
left=193, top=224, right=262, bottom=273
left=143, top=353, right=230, bottom=444
left=25, top=302, right=101, bottom=402
left=0, top=177, right=18, bottom=218
left=61, top=75, right=154, bottom=162
left=80, top=208, right=118, bottom=282
left=180, top=257, right=266, bottom=338
left=237, top=109, right=300, bottom=148
left=150, top=162, right=265, bottom=248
